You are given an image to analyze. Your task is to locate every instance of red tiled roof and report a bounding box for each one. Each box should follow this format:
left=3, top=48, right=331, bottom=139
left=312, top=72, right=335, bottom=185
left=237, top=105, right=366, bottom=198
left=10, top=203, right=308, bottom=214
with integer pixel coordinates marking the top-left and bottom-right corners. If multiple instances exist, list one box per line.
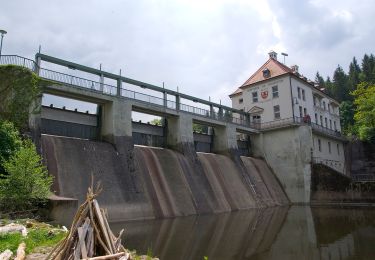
left=229, top=58, right=293, bottom=97
left=241, top=58, right=293, bottom=87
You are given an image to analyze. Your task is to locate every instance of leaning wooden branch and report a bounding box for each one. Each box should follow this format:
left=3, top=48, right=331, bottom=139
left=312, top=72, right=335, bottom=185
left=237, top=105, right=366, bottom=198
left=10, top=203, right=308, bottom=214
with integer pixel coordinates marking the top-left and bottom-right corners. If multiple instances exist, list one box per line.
left=47, top=183, right=131, bottom=260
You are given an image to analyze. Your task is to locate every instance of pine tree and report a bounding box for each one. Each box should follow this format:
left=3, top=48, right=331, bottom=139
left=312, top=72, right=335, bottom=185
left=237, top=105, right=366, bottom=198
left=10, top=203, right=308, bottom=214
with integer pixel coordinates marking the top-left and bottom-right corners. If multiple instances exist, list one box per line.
left=315, top=71, right=325, bottom=87
left=332, top=65, right=349, bottom=102
left=348, top=57, right=361, bottom=95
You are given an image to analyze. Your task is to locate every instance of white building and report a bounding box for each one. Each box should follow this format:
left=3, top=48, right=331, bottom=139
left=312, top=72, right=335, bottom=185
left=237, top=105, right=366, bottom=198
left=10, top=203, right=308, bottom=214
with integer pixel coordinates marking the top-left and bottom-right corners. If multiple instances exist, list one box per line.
left=229, top=51, right=347, bottom=202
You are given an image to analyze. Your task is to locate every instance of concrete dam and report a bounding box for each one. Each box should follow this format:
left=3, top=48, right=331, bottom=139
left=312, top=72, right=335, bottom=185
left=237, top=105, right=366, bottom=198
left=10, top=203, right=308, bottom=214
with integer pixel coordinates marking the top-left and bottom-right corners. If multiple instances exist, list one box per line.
left=42, top=135, right=288, bottom=221
left=1, top=54, right=292, bottom=221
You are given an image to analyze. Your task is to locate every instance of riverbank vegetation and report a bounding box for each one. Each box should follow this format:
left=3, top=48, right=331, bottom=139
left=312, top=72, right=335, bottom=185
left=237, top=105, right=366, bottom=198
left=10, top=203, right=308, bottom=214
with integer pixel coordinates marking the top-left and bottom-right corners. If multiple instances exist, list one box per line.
left=0, top=220, right=66, bottom=255
left=316, top=53, right=375, bottom=142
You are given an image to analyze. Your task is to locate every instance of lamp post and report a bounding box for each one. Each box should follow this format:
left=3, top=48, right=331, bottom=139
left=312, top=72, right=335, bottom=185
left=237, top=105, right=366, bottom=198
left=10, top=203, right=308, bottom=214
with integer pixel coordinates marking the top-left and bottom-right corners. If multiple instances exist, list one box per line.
left=0, top=29, right=7, bottom=57
left=281, top=52, right=288, bottom=64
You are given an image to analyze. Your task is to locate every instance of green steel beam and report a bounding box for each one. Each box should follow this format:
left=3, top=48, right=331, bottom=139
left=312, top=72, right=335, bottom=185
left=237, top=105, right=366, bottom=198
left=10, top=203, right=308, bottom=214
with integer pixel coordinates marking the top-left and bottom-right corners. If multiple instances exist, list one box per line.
left=35, top=53, right=247, bottom=115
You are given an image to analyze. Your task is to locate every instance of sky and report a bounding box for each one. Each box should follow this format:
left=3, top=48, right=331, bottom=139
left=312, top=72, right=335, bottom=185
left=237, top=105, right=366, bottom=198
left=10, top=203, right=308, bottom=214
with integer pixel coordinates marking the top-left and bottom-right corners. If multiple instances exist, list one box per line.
left=1, top=0, right=375, bottom=110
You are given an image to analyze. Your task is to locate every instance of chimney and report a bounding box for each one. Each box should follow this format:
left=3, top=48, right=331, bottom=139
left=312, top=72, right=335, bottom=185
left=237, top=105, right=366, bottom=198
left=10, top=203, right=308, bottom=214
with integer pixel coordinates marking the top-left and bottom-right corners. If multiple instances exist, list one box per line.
left=268, top=50, right=278, bottom=60
left=291, top=65, right=299, bottom=73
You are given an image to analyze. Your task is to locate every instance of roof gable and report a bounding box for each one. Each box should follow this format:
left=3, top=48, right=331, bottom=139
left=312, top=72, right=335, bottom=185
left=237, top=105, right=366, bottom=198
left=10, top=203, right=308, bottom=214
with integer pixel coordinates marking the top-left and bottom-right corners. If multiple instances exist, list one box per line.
left=241, top=58, right=293, bottom=87
left=248, top=106, right=264, bottom=114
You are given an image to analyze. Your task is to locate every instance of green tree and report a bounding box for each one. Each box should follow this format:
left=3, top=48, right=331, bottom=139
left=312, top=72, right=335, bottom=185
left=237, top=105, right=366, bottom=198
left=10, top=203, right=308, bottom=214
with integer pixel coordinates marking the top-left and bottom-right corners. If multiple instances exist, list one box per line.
left=339, top=101, right=356, bottom=135
left=0, top=140, right=52, bottom=210
left=348, top=57, right=361, bottom=95
left=0, top=65, right=43, bottom=130
left=332, top=65, right=349, bottom=102
left=315, top=71, right=325, bottom=87
left=352, top=82, right=375, bottom=142
left=193, top=123, right=208, bottom=134
left=359, top=54, right=375, bottom=84
left=0, top=120, right=22, bottom=175
left=150, top=118, right=162, bottom=126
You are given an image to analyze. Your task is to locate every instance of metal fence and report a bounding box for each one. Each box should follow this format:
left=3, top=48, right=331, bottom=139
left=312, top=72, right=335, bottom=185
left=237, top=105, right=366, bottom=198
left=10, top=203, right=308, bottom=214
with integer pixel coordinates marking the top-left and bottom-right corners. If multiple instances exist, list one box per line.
left=0, top=55, right=37, bottom=71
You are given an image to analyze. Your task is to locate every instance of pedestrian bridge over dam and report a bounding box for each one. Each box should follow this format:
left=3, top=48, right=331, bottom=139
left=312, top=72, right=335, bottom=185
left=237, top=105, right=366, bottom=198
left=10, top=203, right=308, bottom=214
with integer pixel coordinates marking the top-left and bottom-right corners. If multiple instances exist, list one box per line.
left=5, top=53, right=258, bottom=155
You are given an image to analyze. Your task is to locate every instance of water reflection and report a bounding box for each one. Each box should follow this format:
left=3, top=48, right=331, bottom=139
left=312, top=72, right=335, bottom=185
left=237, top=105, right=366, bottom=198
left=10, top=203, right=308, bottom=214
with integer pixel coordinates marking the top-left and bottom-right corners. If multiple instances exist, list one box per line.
left=110, top=206, right=375, bottom=260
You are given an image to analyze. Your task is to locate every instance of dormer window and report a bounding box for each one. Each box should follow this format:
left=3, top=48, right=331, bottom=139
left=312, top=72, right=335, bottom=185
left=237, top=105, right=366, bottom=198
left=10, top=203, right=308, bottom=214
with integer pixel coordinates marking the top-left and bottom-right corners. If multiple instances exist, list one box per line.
left=263, top=68, right=270, bottom=78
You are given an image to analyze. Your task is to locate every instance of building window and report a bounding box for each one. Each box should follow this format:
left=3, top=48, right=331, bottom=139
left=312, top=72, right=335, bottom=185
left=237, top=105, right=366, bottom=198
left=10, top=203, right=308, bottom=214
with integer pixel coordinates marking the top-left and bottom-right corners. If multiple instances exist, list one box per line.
left=325, top=117, right=328, bottom=127
left=329, top=119, right=332, bottom=129
left=297, top=87, right=301, bottom=99
left=334, top=121, right=337, bottom=130
left=299, top=106, right=303, bottom=118
left=253, top=115, right=261, bottom=123
left=274, top=105, right=280, bottom=119
left=302, top=89, right=305, bottom=101
left=272, top=85, right=279, bottom=98
left=323, top=101, right=326, bottom=110
left=313, top=138, right=315, bottom=149
left=320, top=115, right=323, bottom=126
left=328, top=142, right=331, bottom=153
left=318, top=139, right=321, bottom=152
left=313, top=97, right=316, bottom=106
left=328, top=104, right=331, bottom=113
left=315, top=113, right=318, bottom=123
left=239, top=98, right=243, bottom=104
left=337, top=143, right=340, bottom=155
left=252, top=92, right=258, bottom=103
left=303, top=108, right=307, bottom=116
left=262, top=68, right=270, bottom=78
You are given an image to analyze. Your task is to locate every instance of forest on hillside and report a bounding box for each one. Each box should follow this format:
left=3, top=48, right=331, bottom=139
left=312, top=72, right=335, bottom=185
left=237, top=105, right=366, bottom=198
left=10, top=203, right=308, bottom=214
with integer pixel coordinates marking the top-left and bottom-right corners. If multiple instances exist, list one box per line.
left=315, top=54, right=375, bottom=143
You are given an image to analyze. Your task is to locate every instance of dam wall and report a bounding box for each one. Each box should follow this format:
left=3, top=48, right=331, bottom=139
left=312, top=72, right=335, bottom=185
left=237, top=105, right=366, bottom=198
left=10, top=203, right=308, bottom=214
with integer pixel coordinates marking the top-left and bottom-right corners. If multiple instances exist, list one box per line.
left=251, top=125, right=313, bottom=204
left=41, top=135, right=289, bottom=221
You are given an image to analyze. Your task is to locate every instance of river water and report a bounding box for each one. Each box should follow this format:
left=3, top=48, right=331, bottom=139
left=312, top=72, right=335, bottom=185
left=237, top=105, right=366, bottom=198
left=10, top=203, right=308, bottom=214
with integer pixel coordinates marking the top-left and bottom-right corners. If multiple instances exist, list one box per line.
left=111, top=206, right=375, bottom=260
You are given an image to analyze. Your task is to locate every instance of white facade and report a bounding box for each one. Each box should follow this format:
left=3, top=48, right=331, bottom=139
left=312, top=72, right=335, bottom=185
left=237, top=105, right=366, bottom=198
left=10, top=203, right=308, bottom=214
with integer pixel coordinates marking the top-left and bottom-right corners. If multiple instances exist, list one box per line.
left=230, top=52, right=347, bottom=175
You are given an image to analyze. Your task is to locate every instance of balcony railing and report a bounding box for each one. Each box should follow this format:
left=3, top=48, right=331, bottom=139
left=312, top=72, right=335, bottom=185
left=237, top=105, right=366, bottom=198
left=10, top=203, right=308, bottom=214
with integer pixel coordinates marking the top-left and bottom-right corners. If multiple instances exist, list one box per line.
left=252, top=117, right=303, bottom=130
left=310, top=122, right=343, bottom=139
left=352, top=174, right=375, bottom=182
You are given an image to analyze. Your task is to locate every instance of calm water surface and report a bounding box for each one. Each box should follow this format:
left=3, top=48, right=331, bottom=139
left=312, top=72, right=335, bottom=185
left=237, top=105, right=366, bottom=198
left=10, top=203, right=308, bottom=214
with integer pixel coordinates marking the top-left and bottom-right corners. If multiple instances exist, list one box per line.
left=110, top=206, right=375, bottom=260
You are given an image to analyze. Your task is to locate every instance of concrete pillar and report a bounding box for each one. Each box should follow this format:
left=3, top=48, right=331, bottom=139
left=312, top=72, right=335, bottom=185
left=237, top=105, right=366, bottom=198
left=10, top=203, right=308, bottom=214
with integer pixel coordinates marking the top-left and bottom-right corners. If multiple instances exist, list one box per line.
left=218, top=107, right=223, bottom=120
left=166, top=114, right=194, bottom=151
left=34, top=56, right=41, bottom=75
left=245, top=114, right=251, bottom=126
left=176, top=95, right=180, bottom=111
left=116, top=79, right=122, bottom=96
left=101, top=99, right=132, bottom=143
left=163, top=92, right=167, bottom=107
left=99, top=74, right=104, bottom=92
left=210, top=105, right=214, bottom=119
left=212, top=124, right=238, bottom=154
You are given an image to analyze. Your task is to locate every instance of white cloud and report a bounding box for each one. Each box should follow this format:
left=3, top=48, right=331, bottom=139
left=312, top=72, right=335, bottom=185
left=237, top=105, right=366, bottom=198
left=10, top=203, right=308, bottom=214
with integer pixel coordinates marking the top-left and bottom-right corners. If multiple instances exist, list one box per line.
left=1, top=0, right=375, bottom=110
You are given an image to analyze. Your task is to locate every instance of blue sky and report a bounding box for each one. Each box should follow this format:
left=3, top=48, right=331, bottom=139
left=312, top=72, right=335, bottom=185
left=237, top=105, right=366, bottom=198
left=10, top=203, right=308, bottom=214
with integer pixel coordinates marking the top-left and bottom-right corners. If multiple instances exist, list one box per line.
left=1, top=0, right=375, bottom=109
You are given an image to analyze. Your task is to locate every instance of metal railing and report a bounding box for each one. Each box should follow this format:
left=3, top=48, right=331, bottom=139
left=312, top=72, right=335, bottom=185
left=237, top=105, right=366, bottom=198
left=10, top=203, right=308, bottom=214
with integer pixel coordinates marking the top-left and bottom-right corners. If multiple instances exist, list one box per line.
left=352, top=174, right=375, bottom=182
left=252, top=117, right=303, bottom=130
left=0, top=55, right=255, bottom=128
left=0, top=55, right=37, bottom=71
left=310, top=122, right=343, bottom=138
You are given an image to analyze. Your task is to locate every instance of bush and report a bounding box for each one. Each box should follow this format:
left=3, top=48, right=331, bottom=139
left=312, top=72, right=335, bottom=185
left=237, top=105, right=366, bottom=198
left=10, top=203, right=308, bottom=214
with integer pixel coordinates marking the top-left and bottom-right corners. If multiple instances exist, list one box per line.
left=0, top=121, right=22, bottom=175
left=0, top=140, right=52, bottom=211
left=0, top=65, right=43, bottom=130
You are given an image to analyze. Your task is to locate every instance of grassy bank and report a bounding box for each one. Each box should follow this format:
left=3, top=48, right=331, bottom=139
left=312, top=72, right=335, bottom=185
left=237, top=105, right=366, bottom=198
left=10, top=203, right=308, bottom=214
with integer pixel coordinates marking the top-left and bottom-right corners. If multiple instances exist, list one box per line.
left=0, top=220, right=66, bottom=255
